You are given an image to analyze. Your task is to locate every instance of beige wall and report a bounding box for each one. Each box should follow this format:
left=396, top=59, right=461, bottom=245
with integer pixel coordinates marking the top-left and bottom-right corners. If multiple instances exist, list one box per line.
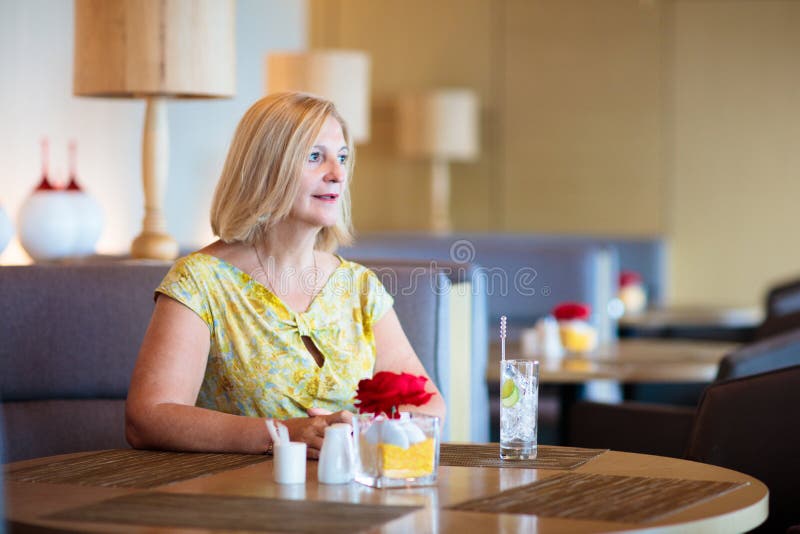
left=312, top=0, right=800, bottom=307
left=310, top=0, right=497, bottom=231
left=502, top=1, right=664, bottom=234
left=668, top=1, right=800, bottom=306
left=311, top=0, right=664, bottom=234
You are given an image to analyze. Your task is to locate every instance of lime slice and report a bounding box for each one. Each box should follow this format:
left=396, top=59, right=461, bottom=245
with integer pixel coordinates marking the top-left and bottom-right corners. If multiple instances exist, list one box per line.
left=501, top=378, right=516, bottom=399
left=500, top=378, right=517, bottom=399
left=502, top=385, right=519, bottom=408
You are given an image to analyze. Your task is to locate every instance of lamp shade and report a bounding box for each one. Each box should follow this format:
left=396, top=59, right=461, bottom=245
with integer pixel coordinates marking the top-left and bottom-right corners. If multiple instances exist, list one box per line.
left=397, top=89, right=479, bottom=161
left=266, top=50, right=371, bottom=144
left=73, top=0, right=235, bottom=260
left=73, top=0, right=235, bottom=98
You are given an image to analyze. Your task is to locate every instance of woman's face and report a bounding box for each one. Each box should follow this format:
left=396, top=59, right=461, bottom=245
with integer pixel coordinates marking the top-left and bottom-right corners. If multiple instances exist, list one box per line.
left=290, top=115, right=348, bottom=229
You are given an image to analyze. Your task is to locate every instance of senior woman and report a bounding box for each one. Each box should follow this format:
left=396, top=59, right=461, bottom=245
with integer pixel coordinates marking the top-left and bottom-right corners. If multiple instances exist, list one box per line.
left=126, top=92, right=445, bottom=458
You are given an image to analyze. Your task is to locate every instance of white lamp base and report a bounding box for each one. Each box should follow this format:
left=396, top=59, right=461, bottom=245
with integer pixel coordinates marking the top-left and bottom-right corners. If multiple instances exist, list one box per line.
left=132, top=96, right=179, bottom=260
left=132, top=231, right=179, bottom=260
left=431, top=158, right=452, bottom=234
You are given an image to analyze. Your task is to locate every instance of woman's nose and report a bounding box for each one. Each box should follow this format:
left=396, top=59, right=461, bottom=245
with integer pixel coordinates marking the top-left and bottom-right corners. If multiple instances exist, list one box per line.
left=324, top=161, right=345, bottom=182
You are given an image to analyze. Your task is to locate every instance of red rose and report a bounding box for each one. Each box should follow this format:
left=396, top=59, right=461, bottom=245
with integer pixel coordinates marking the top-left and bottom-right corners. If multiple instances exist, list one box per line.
left=355, top=371, right=434, bottom=418
left=553, top=302, right=591, bottom=321
left=619, top=270, right=643, bottom=288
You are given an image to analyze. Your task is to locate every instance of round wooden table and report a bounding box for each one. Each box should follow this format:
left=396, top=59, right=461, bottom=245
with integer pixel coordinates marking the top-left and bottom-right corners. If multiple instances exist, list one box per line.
left=4, top=446, right=768, bottom=533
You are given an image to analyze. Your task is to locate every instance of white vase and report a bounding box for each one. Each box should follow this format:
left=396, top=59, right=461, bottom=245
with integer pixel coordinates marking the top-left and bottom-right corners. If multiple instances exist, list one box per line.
left=66, top=188, right=103, bottom=257
left=18, top=190, right=80, bottom=261
left=64, top=141, right=104, bottom=257
left=0, top=204, right=13, bottom=255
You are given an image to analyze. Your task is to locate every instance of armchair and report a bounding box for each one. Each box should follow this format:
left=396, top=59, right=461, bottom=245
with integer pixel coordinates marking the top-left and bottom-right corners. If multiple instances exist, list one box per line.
left=687, top=364, right=800, bottom=533
left=569, top=328, right=800, bottom=458
left=754, top=277, right=800, bottom=340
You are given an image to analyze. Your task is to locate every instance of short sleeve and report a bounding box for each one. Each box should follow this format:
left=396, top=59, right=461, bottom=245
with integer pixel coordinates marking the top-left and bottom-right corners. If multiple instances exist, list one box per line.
left=360, top=268, right=394, bottom=325
left=155, top=256, right=214, bottom=332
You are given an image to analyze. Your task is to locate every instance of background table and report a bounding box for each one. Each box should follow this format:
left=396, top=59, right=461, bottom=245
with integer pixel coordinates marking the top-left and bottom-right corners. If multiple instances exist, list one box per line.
left=488, top=338, right=738, bottom=443
left=4, top=447, right=767, bottom=533
left=488, top=338, right=738, bottom=384
left=618, top=305, right=762, bottom=342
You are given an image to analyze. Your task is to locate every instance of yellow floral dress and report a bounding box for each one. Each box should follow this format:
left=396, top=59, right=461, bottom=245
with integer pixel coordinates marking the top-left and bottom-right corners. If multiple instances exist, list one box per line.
left=155, top=252, right=393, bottom=420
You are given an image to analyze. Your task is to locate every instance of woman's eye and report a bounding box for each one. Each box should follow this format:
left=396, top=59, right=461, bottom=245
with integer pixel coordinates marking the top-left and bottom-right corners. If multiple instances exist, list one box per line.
left=308, top=151, right=321, bottom=162
left=337, top=154, right=348, bottom=164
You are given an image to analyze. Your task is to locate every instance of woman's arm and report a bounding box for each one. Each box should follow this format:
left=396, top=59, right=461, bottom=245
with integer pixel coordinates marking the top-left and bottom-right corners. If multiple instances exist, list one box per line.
left=372, top=308, right=447, bottom=421
left=125, top=295, right=349, bottom=457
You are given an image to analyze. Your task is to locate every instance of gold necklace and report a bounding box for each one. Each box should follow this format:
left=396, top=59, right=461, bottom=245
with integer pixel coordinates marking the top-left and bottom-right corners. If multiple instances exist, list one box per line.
left=253, top=244, right=318, bottom=299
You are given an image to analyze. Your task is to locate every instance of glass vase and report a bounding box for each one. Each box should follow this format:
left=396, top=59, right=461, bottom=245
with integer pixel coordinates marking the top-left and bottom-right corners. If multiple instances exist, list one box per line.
left=353, top=412, right=440, bottom=488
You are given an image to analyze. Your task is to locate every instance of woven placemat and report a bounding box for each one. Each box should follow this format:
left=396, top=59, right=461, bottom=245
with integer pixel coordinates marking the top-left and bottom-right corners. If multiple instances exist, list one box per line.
left=440, top=443, right=606, bottom=470
left=6, top=449, right=269, bottom=489
left=47, top=492, right=420, bottom=533
left=446, top=472, right=747, bottom=523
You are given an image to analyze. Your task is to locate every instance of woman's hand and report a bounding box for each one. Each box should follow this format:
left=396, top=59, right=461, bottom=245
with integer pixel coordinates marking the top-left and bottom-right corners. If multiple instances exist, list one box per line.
left=280, top=410, right=353, bottom=458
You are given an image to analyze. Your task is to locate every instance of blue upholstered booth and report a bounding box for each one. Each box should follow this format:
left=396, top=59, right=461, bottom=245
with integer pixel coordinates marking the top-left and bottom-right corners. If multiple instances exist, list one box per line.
left=355, top=258, right=489, bottom=442
left=343, top=233, right=650, bottom=338
left=0, top=260, right=456, bottom=461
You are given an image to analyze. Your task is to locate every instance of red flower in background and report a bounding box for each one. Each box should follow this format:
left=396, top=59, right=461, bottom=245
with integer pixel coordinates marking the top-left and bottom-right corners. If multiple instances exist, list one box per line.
left=553, top=302, right=591, bottom=321
left=619, top=270, right=643, bottom=288
left=355, top=371, right=433, bottom=418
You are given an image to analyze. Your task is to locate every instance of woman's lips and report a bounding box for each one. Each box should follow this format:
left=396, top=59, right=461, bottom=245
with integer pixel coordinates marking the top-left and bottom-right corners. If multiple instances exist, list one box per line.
left=313, top=194, right=339, bottom=202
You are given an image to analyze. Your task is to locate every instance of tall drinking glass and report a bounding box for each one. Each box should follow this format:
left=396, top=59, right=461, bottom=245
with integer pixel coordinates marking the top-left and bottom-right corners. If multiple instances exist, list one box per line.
left=499, top=359, right=539, bottom=460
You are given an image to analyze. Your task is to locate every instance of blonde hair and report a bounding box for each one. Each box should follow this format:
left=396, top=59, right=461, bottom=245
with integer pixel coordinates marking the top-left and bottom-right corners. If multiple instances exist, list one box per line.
left=210, top=92, right=354, bottom=251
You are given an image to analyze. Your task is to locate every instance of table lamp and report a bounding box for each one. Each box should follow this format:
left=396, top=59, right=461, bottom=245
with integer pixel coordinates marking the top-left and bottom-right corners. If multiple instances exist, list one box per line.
left=397, top=89, right=479, bottom=233
left=265, top=50, right=371, bottom=144
left=73, top=0, right=236, bottom=260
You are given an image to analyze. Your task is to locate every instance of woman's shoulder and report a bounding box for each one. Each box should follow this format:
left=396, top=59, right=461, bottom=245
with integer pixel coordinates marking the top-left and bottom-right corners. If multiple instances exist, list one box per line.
left=158, top=253, right=219, bottom=294
left=160, top=247, right=255, bottom=302
left=330, top=255, right=394, bottom=316
left=172, top=242, right=247, bottom=272
left=331, top=254, right=376, bottom=278
left=165, top=248, right=246, bottom=286
left=169, top=251, right=220, bottom=273
left=193, top=240, right=244, bottom=266
left=331, top=255, right=392, bottom=296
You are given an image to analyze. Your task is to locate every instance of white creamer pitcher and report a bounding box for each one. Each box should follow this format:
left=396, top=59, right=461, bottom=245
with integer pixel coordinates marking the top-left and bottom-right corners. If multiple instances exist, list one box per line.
left=318, top=423, right=354, bottom=484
